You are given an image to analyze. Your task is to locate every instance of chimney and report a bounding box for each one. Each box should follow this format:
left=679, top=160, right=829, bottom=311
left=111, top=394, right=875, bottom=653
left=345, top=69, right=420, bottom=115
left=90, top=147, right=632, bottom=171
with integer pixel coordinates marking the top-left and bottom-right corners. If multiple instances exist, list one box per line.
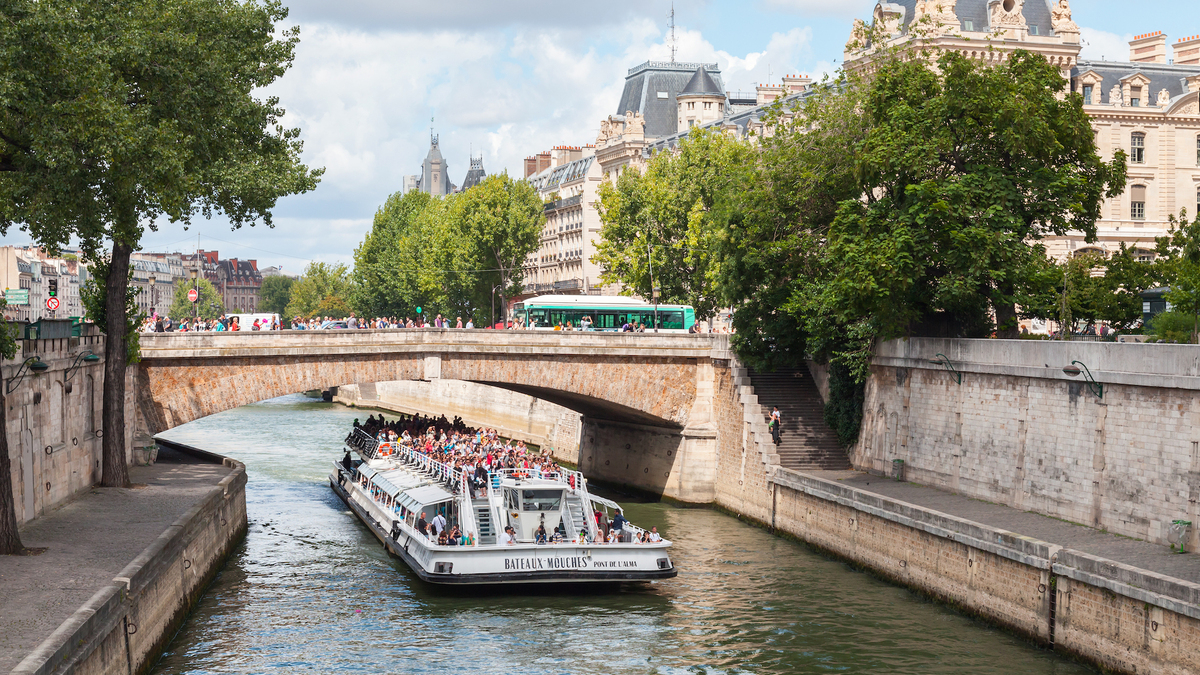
left=1176, top=35, right=1200, bottom=66
left=1129, top=32, right=1167, bottom=63
left=755, top=83, right=786, bottom=105
left=781, top=74, right=812, bottom=94
left=524, top=156, right=537, bottom=178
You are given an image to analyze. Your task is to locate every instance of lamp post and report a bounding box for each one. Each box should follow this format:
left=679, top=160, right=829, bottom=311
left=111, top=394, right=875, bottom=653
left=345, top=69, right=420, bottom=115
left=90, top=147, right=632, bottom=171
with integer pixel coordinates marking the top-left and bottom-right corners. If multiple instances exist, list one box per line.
left=148, top=275, right=156, bottom=317
left=646, top=229, right=658, bottom=332
left=491, top=284, right=502, bottom=330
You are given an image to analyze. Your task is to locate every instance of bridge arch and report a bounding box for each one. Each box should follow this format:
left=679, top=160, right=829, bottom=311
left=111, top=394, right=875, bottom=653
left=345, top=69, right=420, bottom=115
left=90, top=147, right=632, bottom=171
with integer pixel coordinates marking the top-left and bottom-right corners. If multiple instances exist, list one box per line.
left=134, top=330, right=725, bottom=502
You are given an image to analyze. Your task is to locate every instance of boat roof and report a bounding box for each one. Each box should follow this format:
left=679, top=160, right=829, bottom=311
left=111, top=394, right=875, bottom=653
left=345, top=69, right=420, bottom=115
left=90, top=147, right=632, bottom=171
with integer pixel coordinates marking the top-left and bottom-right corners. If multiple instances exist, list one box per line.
left=361, top=460, right=456, bottom=509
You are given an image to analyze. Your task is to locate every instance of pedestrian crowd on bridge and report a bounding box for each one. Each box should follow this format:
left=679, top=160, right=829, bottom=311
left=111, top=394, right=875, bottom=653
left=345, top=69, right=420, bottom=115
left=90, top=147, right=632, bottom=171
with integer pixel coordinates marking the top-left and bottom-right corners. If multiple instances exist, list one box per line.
left=140, top=314, right=283, bottom=333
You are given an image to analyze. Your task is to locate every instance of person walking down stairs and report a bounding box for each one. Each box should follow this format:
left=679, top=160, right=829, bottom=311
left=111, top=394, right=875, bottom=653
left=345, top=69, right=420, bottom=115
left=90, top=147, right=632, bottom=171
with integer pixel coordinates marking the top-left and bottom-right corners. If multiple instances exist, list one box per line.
left=769, top=406, right=782, bottom=445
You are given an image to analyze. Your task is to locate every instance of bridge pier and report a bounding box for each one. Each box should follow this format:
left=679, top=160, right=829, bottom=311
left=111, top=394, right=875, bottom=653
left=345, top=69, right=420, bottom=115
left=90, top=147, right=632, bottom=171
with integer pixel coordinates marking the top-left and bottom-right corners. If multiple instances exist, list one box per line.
left=577, top=418, right=716, bottom=503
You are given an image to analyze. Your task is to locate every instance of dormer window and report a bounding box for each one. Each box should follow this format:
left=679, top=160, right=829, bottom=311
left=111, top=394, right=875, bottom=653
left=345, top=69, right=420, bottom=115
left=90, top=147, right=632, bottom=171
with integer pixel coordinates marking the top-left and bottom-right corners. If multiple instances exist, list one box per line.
left=962, top=20, right=974, bottom=31
left=1082, top=85, right=1093, bottom=104
left=1130, top=87, right=1142, bottom=107
left=1029, top=25, right=1039, bottom=36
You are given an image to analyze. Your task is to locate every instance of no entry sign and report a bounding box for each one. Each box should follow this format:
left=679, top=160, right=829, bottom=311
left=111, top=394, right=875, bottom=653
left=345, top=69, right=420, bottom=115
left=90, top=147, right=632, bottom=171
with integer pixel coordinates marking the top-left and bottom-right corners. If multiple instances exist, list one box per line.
left=187, top=288, right=199, bottom=302
left=46, top=297, right=60, bottom=311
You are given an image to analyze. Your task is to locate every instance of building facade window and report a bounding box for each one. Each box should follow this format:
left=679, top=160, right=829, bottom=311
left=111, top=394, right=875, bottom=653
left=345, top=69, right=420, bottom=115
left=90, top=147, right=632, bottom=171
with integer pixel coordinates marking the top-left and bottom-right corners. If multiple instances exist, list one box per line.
left=1130, top=87, right=1142, bottom=107
left=1196, top=135, right=1200, bottom=166
left=1130, top=132, right=1145, bottom=164
left=1082, top=85, right=1092, bottom=104
left=1130, top=184, right=1146, bottom=220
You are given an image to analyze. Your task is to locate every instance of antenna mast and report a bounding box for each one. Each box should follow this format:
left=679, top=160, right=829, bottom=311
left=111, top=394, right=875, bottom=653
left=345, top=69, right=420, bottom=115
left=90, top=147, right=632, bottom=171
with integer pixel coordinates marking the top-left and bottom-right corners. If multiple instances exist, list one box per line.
left=669, top=2, right=676, bottom=63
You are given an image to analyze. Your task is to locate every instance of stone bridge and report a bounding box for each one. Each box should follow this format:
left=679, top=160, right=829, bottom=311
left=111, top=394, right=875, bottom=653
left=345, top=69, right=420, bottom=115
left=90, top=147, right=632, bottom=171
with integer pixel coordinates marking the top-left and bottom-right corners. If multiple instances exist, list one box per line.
left=135, top=330, right=740, bottom=502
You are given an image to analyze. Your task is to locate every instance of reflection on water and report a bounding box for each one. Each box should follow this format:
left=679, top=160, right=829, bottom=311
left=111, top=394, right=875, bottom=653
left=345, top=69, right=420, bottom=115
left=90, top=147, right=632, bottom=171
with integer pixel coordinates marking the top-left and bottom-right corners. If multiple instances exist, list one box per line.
left=154, top=394, right=1093, bottom=674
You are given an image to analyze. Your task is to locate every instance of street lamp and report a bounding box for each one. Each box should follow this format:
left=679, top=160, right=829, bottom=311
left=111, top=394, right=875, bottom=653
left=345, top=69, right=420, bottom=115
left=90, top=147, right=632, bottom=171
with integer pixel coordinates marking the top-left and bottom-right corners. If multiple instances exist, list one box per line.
left=928, top=353, right=962, bottom=385
left=7, top=356, right=49, bottom=394
left=148, top=275, right=156, bottom=317
left=1062, top=360, right=1103, bottom=398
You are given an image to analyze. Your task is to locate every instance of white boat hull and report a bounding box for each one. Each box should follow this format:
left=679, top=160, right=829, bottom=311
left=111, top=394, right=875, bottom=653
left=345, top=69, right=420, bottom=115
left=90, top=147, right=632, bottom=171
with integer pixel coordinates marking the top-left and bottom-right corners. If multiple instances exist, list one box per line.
left=330, top=467, right=676, bottom=585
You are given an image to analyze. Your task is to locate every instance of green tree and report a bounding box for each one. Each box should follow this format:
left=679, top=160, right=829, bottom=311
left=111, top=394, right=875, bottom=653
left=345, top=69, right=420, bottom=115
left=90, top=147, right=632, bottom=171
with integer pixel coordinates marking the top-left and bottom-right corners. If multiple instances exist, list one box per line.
left=259, top=275, right=295, bottom=316
left=286, top=262, right=352, bottom=319
left=810, top=50, right=1124, bottom=377
left=0, top=300, right=25, bottom=554
left=456, top=174, right=543, bottom=323
left=166, top=279, right=224, bottom=322
left=1156, top=210, right=1200, bottom=342
left=351, top=177, right=541, bottom=326
left=0, top=0, right=322, bottom=488
left=595, top=128, right=752, bottom=321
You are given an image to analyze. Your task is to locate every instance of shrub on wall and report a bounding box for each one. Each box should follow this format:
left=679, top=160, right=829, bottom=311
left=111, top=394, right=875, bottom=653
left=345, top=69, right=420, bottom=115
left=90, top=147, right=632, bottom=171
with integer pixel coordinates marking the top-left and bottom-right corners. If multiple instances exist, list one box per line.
left=824, top=362, right=865, bottom=447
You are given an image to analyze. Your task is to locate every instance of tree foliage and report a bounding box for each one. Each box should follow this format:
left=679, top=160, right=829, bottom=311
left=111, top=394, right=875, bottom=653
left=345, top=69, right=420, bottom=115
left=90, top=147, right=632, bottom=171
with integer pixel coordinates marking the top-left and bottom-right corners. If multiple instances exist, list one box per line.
left=1156, top=210, right=1200, bottom=342
left=351, top=175, right=542, bottom=324
left=0, top=0, right=322, bottom=488
left=595, top=128, right=753, bottom=321
left=166, top=278, right=224, bottom=322
left=286, top=262, right=352, bottom=319
left=259, top=275, right=295, bottom=316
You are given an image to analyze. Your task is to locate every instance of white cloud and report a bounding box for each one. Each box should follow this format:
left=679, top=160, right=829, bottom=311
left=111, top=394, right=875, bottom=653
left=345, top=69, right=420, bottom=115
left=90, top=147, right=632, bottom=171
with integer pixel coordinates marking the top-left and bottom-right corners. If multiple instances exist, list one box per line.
left=280, top=0, right=670, bottom=31
left=640, top=25, right=816, bottom=91
left=759, top=0, right=864, bottom=19
left=1079, top=27, right=1130, bottom=62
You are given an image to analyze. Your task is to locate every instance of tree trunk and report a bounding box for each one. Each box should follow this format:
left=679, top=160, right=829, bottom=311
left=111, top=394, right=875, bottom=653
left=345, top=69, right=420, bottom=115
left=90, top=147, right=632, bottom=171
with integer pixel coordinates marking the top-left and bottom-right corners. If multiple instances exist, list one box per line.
left=0, top=386, right=23, bottom=554
left=101, top=242, right=131, bottom=488
left=995, top=300, right=1019, bottom=339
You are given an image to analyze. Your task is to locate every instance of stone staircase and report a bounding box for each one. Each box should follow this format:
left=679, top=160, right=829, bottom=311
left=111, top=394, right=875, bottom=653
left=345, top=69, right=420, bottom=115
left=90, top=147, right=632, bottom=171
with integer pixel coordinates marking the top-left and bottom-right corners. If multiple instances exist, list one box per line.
left=746, top=368, right=850, bottom=471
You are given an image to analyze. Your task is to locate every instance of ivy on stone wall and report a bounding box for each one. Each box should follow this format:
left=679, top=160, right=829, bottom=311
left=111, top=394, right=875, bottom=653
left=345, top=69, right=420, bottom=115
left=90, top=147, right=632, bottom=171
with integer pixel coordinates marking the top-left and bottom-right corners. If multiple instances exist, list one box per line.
left=823, top=361, right=864, bottom=448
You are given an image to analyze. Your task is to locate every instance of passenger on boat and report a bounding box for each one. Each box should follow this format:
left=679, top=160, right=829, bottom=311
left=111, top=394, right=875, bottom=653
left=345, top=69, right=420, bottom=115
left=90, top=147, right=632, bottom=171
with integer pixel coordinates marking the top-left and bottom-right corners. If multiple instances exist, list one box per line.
left=500, top=526, right=517, bottom=546
left=416, top=512, right=428, bottom=537
left=647, top=527, right=662, bottom=543
left=606, top=528, right=619, bottom=544
left=534, top=524, right=547, bottom=544
left=431, top=512, right=446, bottom=536
left=611, top=509, right=628, bottom=534
left=341, top=451, right=353, bottom=471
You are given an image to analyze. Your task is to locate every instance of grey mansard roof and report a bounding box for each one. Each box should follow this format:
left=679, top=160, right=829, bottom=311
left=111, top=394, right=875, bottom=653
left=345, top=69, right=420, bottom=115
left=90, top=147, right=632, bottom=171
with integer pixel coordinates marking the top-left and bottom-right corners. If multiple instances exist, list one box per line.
left=1072, top=60, right=1200, bottom=103
left=616, top=61, right=725, bottom=139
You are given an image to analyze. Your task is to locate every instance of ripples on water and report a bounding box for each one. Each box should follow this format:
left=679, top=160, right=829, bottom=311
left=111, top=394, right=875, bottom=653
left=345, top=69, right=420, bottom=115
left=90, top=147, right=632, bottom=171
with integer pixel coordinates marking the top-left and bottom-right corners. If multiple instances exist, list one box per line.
left=154, top=394, right=1093, bottom=675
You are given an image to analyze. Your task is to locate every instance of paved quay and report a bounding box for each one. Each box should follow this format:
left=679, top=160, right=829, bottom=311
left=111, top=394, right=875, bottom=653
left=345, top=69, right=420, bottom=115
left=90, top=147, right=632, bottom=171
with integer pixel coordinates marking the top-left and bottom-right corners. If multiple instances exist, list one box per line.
left=0, top=447, right=233, bottom=674
left=811, top=470, right=1199, bottom=584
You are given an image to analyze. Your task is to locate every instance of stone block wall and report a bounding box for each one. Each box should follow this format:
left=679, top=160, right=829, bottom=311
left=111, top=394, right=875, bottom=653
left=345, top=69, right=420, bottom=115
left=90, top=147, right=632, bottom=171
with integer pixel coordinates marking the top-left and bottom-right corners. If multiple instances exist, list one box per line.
left=4, top=335, right=110, bottom=524
left=856, top=338, right=1200, bottom=550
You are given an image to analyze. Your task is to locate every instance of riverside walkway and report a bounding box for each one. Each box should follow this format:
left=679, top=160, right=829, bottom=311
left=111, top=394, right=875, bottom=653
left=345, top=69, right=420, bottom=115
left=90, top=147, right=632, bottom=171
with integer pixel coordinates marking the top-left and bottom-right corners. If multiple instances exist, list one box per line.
left=0, top=446, right=232, bottom=673
left=811, top=470, right=1198, bottom=583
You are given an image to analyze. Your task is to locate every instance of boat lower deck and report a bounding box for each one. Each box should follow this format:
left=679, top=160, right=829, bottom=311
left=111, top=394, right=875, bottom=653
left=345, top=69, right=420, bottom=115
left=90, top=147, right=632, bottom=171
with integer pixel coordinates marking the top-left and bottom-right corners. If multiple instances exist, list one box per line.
left=330, top=472, right=677, bottom=585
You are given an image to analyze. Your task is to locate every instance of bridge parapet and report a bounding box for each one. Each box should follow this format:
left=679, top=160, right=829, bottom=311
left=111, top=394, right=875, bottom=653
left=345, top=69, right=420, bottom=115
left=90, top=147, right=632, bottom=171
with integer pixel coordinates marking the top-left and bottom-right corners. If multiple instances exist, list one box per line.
left=139, top=329, right=724, bottom=361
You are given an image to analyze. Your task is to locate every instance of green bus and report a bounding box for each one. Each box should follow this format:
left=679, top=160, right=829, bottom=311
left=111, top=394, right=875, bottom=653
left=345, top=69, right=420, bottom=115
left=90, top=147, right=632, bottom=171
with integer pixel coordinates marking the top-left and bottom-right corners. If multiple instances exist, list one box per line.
left=513, top=295, right=695, bottom=332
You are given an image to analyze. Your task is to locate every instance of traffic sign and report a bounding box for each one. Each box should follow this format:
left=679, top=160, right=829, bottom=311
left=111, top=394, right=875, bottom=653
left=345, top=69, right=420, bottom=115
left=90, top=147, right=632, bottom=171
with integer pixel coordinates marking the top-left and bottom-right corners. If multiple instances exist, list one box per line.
left=5, top=289, right=29, bottom=305
left=187, top=288, right=199, bottom=302
left=46, top=297, right=60, bottom=311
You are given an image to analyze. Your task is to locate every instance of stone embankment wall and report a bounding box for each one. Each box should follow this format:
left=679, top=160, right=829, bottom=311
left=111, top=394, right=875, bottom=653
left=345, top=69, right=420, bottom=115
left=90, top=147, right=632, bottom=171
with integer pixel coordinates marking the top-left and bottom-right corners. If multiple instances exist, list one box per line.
left=334, top=380, right=582, bottom=457
left=2, top=334, right=125, bottom=525
left=856, top=338, right=1200, bottom=551
left=709, top=340, right=1200, bottom=675
left=11, top=440, right=247, bottom=675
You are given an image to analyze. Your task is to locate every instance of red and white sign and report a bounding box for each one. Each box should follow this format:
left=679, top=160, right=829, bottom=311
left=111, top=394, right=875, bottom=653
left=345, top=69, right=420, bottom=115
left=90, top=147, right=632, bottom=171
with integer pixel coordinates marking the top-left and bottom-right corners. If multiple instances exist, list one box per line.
left=187, top=288, right=199, bottom=302
left=46, top=297, right=60, bottom=311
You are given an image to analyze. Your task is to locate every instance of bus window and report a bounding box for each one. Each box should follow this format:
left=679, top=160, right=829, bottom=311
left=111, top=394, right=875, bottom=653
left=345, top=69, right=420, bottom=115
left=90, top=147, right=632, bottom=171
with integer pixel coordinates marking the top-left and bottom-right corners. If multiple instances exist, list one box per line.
left=662, top=311, right=684, bottom=329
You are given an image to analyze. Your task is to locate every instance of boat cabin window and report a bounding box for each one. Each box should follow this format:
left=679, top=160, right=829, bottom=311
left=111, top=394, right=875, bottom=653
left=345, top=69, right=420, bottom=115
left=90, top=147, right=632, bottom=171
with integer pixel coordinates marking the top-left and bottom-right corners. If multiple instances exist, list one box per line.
left=521, top=489, right=562, bottom=512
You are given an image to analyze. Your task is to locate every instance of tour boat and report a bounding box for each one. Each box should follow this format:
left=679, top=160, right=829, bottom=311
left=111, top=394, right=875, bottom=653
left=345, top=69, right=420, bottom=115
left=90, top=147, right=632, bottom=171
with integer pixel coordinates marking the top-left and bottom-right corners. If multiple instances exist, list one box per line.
left=329, top=429, right=677, bottom=585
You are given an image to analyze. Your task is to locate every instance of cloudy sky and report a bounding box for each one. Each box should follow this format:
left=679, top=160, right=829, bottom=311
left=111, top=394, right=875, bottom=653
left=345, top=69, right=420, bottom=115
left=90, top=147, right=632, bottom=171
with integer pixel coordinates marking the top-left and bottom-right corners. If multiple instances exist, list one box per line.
left=10, top=0, right=1186, bottom=273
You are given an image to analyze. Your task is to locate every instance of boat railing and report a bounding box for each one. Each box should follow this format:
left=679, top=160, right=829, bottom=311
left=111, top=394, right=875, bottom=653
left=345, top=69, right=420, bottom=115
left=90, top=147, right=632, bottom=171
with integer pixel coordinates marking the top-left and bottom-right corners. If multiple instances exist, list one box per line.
left=347, top=428, right=380, bottom=459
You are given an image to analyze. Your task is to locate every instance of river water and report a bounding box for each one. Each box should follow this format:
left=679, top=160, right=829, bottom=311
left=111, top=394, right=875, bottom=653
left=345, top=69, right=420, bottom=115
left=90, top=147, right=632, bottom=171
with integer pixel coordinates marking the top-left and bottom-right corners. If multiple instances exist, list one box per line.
left=153, top=394, right=1092, bottom=675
